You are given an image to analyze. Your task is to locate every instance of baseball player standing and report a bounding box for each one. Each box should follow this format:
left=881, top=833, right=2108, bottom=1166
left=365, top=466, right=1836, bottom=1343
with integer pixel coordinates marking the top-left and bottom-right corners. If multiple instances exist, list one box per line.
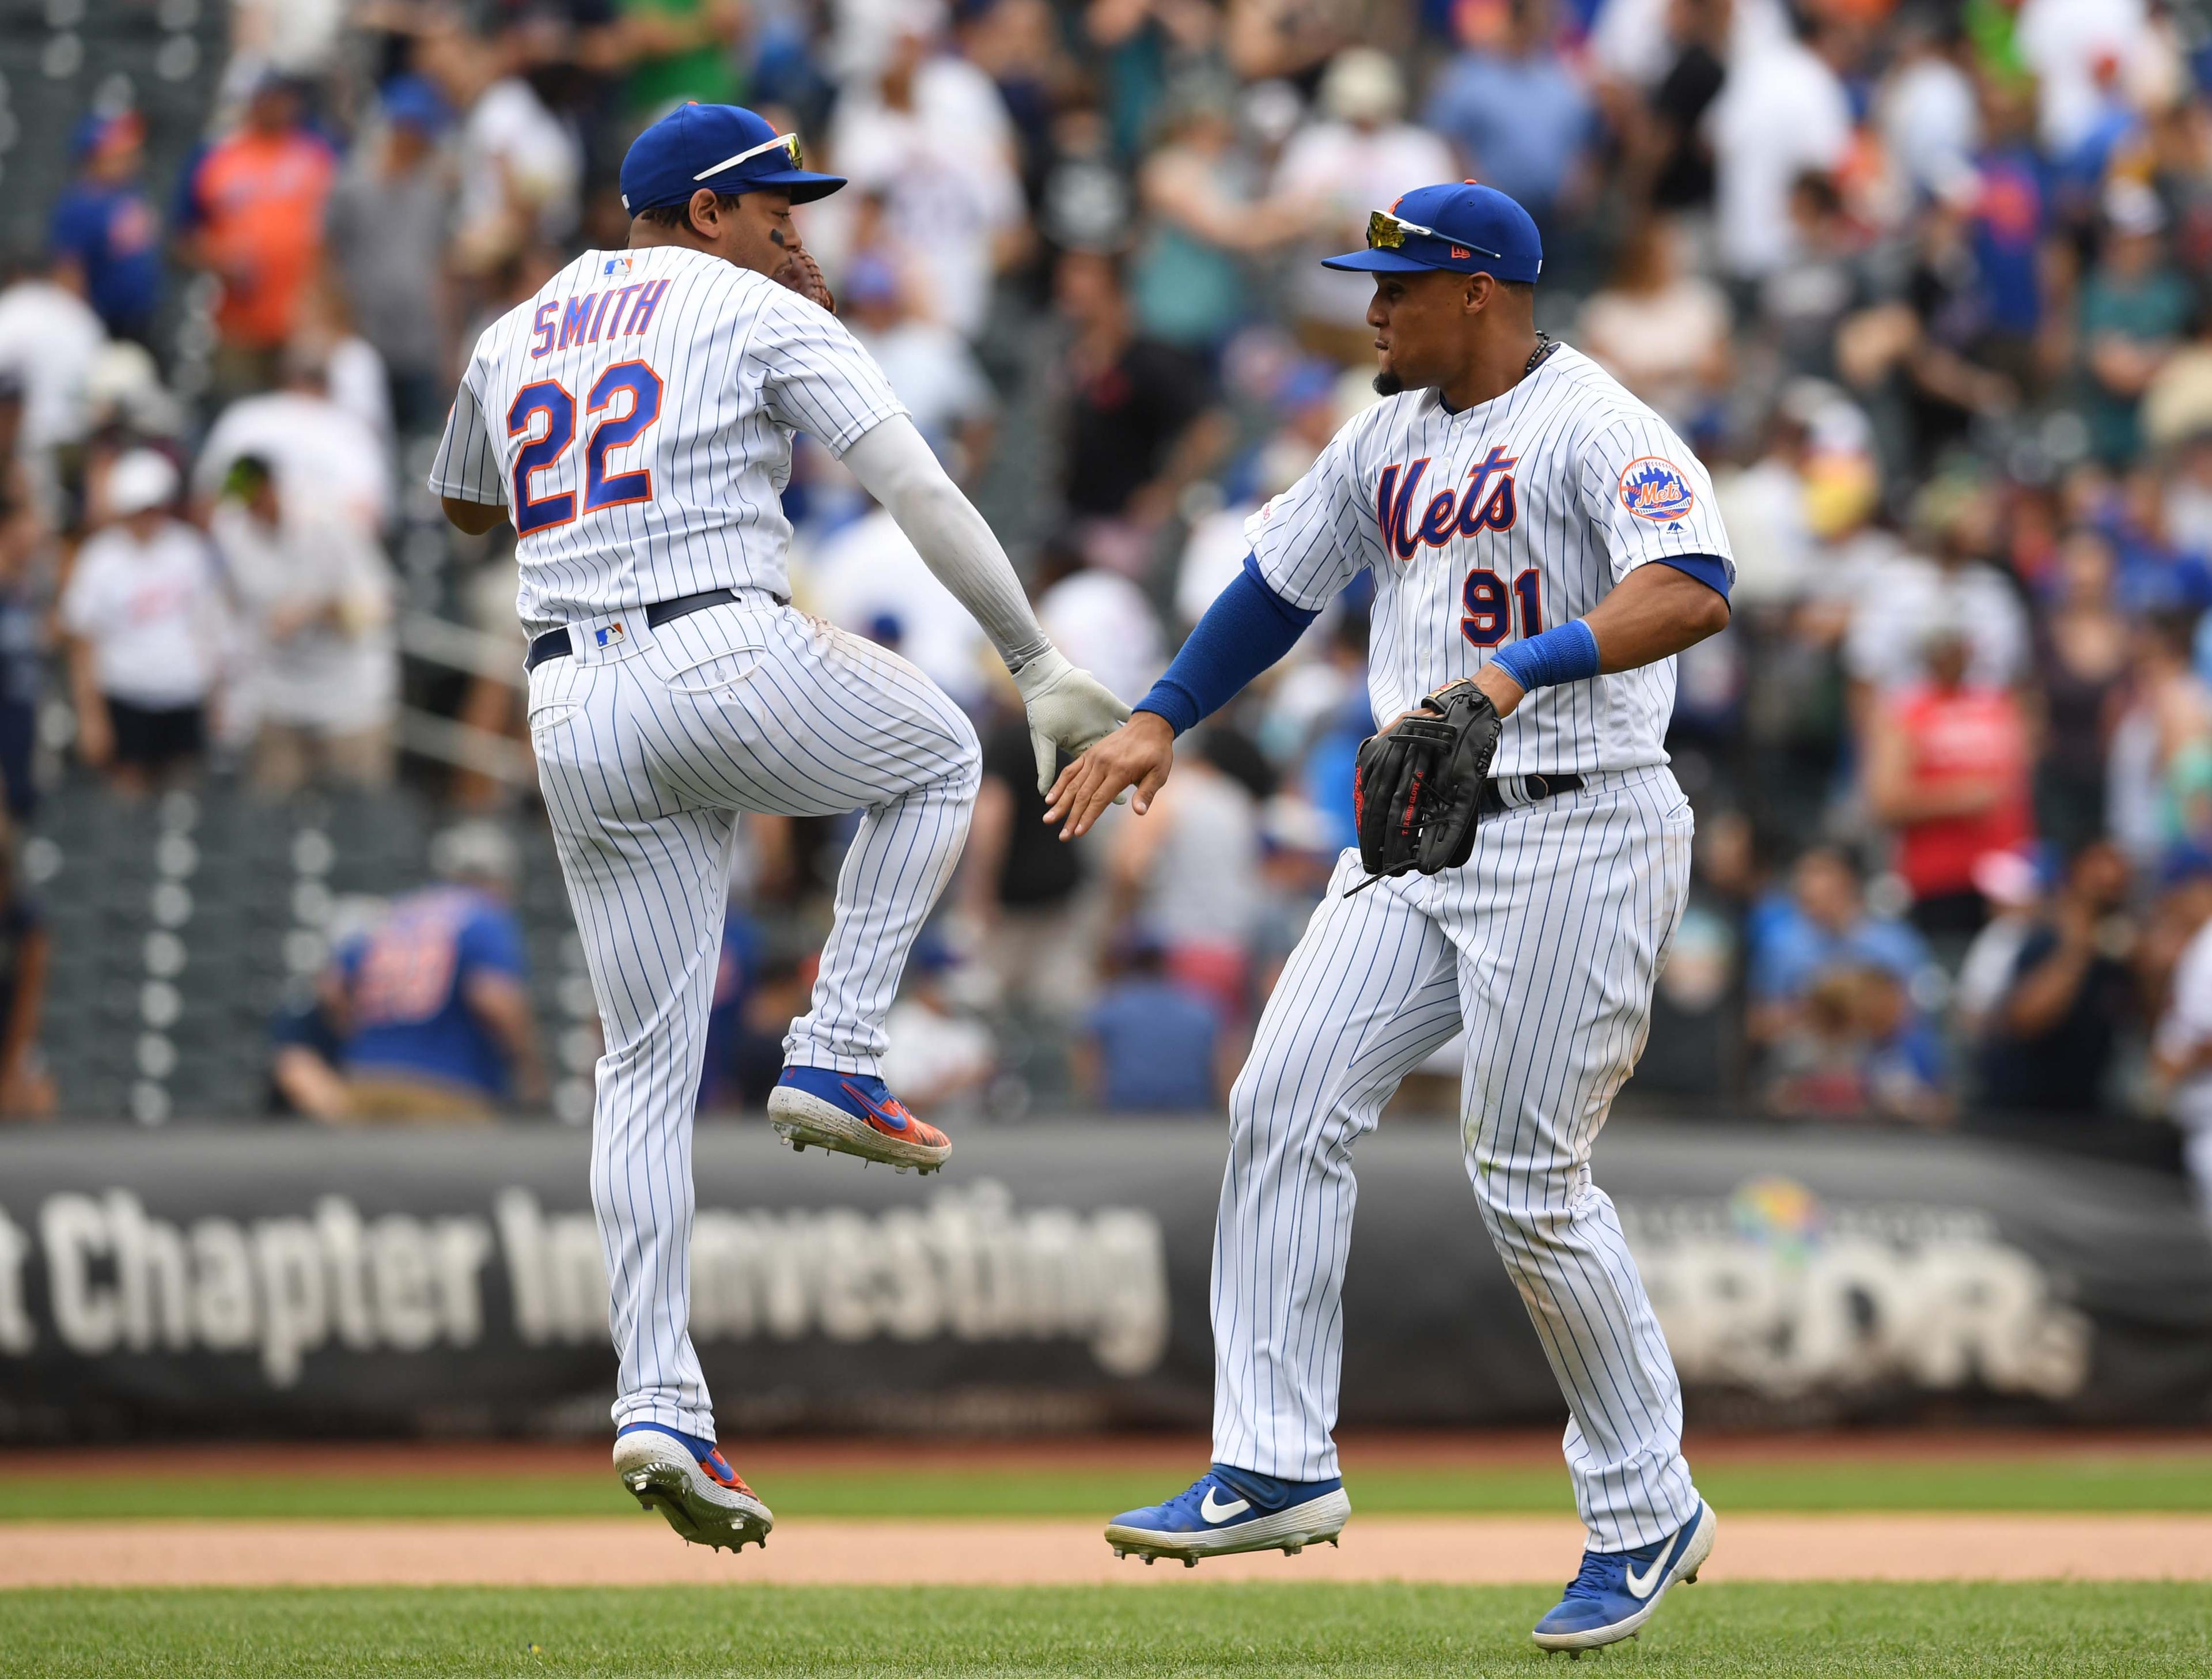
left=431, top=104, right=1126, bottom=1552
left=1046, top=183, right=1731, bottom=1652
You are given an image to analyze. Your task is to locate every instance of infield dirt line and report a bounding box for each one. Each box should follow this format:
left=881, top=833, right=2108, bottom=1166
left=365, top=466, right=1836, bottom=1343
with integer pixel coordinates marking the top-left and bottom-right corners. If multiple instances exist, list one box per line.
left=9, top=1430, right=2211, bottom=1481
left=3, top=1515, right=2210, bottom=1589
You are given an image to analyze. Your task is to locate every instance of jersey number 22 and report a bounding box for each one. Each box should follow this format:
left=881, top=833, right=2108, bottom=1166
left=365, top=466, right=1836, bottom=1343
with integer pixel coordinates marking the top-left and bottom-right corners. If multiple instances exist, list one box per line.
left=507, top=363, right=664, bottom=536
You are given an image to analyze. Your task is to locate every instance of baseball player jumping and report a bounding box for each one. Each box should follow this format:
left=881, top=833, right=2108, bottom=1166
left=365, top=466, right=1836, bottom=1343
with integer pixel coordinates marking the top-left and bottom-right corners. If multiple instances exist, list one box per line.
left=431, top=105, right=1126, bottom=1552
left=1046, top=183, right=1731, bottom=1652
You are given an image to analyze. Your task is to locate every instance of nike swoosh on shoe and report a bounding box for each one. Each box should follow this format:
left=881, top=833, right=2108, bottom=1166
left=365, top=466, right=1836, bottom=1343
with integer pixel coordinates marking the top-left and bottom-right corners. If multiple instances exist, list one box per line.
left=1200, top=1488, right=1251, bottom=1523
left=840, top=1079, right=912, bottom=1133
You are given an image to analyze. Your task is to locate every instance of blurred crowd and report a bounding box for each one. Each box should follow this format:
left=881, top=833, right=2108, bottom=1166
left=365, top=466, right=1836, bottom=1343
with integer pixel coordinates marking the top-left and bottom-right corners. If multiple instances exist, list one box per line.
left=2, top=0, right=2212, bottom=1207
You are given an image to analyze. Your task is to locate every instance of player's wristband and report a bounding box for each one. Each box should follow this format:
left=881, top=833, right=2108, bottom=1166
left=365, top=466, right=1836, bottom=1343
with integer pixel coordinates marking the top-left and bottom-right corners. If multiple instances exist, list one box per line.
left=1490, top=619, right=1600, bottom=694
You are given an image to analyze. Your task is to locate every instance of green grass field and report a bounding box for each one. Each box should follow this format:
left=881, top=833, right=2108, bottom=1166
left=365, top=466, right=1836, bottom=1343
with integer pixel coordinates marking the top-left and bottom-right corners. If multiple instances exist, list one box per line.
left=9, top=1447, right=2210, bottom=1675
left=6, top=1451, right=2211, bottom=1522
left=2, top=1583, right=2205, bottom=1678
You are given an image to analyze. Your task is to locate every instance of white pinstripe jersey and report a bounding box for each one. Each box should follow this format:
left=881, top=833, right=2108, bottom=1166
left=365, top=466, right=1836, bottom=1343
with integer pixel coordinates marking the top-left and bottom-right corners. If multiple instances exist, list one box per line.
left=429, top=245, right=906, bottom=636
left=1249, top=345, right=1733, bottom=777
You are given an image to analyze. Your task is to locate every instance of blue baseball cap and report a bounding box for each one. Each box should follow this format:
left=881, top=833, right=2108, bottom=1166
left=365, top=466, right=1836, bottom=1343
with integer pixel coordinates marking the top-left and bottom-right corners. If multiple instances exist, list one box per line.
left=379, top=74, right=450, bottom=135
left=1321, top=182, right=1542, bottom=283
left=72, top=108, right=143, bottom=162
left=620, top=103, right=846, bottom=213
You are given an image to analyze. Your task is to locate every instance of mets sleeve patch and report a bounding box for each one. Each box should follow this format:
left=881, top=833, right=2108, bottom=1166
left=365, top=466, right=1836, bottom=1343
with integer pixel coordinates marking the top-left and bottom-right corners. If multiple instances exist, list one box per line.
left=1619, top=457, right=1696, bottom=522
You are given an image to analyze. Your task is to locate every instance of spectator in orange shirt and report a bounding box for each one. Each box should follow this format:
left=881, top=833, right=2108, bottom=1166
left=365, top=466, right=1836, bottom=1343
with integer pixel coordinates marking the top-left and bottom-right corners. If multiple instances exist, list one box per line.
left=173, top=73, right=337, bottom=401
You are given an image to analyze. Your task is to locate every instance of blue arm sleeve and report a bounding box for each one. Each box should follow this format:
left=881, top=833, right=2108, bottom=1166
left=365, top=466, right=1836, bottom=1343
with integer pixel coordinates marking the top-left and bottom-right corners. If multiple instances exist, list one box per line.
left=1135, top=554, right=1320, bottom=736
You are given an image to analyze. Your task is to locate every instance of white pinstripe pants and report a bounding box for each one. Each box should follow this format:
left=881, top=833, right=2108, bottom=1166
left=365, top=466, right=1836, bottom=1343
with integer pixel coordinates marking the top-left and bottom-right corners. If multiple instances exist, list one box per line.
left=1213, top=764, right=1701, bottom=1550
left=529, top=596, right=980, bottom=1437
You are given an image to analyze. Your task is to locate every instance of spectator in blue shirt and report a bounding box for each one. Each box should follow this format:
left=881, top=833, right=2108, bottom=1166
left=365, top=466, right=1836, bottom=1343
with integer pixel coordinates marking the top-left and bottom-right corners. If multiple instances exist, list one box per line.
left=698, top=900, right=772, bottom=1113
left=48, top=110, right=161, bottom=345
left=1749, top=846, right=1934, bottom=1048
left=328, top=822, right=544, bottom=1120
left=1075, top=931, right=1225, bottom=1112
left=1423, top=0, right=1594, bottom=229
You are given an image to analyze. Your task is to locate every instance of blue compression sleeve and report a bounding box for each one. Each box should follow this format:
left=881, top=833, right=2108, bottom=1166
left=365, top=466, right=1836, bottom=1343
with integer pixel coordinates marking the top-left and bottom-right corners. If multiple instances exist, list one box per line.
left=1491, top=619, right=1600, bottom=693
left=1135, top=554, right=1319, bottom=735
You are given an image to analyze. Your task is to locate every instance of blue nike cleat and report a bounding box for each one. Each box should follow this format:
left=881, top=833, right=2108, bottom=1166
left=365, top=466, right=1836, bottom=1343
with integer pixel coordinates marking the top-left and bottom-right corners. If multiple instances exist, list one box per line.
left=1104, top=1465, right=1351, bottom=1566
left=1531, top=1500, right=1717, bottom=1652
left=766, top=1065, right=950, bottom=1173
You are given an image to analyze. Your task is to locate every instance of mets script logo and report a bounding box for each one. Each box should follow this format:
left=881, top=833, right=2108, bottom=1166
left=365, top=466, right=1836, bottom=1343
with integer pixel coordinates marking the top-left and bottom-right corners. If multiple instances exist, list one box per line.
left=1619, top=457, right=1696, bottom=523
left=1377, top=445, right=1518, bottom=561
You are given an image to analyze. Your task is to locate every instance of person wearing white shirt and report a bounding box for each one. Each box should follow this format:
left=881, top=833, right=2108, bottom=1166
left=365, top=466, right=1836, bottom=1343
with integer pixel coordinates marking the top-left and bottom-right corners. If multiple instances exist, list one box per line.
left=1843, top=549, right=2028, bottom=697
left=1706, top=17, right=1853, bottom=281
left=208, top=453, right=397, bottom=793
left=0, top=264, right=106, bottom=510
left=2153, top=878, right=2212, bottom=1223
left=803, top=506, right=992, bottom=712
left=1038, top=561, right=1165, bottom=714
left=60, top=451, right=226, bottom=792
left=456, top=76, right=581, bottom=249
left=1272, top=49, right=1456, bottom=359
left=842, top=255, right=996, bottom=481
left=193, top=342, right=391, bottom=535
left=880, top=939, right=996, bottom=1113
left=2014, top=0, right=2158, bottom=156
left=829, top=23, right=1025, bottom=337
left=1877, top=22, right=1980, bottom=197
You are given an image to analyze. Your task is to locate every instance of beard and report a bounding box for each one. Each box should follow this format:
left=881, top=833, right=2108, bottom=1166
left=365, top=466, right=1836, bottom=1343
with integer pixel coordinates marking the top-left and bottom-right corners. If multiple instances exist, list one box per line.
left=1372, top=370, right=1404, bottom=396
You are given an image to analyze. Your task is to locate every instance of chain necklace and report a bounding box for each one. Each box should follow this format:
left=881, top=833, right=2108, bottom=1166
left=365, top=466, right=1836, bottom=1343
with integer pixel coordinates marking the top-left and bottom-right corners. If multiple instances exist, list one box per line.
left=1524, top=331, right=1559, bottom=379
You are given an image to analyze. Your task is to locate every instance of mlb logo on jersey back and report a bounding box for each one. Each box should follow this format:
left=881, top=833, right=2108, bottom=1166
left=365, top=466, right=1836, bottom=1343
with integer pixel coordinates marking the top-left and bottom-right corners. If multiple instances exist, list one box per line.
left=603, top=255, right=634, bottom=278
left=1619, top=457, right=1696, bottom=523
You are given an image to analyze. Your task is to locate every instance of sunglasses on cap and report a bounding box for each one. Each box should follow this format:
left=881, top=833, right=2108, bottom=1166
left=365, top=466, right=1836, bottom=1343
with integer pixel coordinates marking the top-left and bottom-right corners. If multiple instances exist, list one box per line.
left=694, top=130, right=805, bottom=181
left=1366, top=208, right=1506, bottom=263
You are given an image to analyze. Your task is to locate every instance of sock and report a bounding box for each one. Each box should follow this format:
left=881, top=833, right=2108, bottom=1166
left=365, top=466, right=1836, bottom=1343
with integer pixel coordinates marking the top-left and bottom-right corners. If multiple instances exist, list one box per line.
left=619, top=1420, right=715, bottom=1459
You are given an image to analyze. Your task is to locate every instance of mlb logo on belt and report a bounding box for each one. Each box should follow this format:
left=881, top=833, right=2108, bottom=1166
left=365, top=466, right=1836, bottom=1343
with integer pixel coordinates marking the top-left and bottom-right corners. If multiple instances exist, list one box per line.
left=596, top=622, right=626, bottom=647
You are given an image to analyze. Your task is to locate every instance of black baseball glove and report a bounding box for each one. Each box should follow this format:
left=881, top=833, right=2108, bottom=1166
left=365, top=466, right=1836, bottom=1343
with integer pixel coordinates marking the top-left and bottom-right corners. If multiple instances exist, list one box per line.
left=1350, top=680, right=1504, bottom=891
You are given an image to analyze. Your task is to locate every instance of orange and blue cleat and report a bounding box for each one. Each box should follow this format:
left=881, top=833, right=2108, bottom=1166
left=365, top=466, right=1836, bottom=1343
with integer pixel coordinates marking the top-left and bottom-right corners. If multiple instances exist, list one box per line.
left=612, top=1423, right=772, bottom=1552
left=766, top=1065, right=951, bottom=1174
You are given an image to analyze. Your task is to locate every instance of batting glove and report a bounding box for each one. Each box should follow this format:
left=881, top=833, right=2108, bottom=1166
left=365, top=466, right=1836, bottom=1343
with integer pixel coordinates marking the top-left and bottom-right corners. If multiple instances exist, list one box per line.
left=1012, top=648, right=1131, bottom=795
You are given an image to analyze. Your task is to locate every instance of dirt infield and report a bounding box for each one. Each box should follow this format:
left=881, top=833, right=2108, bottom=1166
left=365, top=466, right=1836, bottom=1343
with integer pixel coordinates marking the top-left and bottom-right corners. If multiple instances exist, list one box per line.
left=4, top=1514, right=2209, bottom=1589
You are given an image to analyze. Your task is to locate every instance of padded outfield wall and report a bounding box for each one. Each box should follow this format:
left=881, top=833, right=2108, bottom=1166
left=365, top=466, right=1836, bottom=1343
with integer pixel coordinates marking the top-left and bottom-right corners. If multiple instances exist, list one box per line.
left=0, top=1121, right=2206, bottom=1439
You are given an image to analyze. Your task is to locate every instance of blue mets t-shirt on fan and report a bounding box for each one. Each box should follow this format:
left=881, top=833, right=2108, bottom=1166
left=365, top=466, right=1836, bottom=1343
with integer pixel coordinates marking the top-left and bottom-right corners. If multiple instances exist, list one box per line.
left=338, top=887, right=527, bottom=1098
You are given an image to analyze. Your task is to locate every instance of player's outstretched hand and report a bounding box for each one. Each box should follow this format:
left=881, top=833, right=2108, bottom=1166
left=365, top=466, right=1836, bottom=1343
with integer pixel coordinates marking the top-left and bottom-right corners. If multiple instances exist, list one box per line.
left=1044, top=712, right=1175, bottom=840
left=1013, top=648, right=1132, bottom=795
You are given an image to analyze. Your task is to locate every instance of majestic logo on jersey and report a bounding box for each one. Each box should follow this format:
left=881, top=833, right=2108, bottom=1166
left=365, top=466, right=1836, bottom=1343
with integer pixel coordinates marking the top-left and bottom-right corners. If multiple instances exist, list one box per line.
left=1376, top=445, right=1518, bottom=561
left=1619, top=457, right=1696, bottom=523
